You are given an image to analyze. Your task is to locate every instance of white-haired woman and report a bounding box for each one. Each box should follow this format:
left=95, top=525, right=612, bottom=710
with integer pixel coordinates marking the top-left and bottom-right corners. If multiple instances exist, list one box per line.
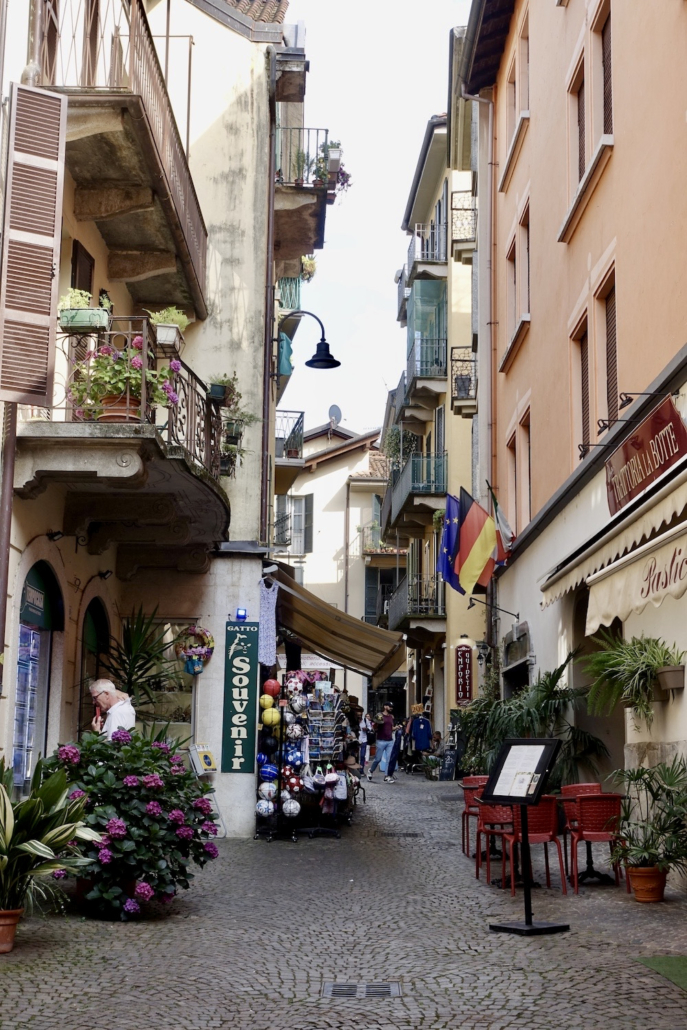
left=89, top=679, right=136, bottom=739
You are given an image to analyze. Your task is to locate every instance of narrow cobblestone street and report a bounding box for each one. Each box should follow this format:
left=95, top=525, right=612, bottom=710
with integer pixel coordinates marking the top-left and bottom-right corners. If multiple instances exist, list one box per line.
left=3, top=778, right=687, bottom=1030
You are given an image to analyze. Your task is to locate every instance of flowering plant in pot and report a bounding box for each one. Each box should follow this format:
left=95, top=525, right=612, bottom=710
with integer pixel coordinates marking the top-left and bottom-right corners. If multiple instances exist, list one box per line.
left=0, top=759, right=98, bottom=952
left=58, top=289, right=111, bottom=331
left=68, top=336, right=180, bottom=421
left=44, top=730, right=219, bottom=919
left=144, top=307, right=189, bottom=355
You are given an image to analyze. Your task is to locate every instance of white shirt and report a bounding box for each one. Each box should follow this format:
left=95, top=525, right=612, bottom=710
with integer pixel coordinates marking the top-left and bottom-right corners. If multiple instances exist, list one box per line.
left=103, top=698, right=137, bottom=740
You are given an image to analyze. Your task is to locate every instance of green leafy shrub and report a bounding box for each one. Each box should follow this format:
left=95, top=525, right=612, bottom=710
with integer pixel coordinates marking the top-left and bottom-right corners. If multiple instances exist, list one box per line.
left=612, top=757, right=687, bottom=871
left=44, top=731, right=219, bottom=919
left=583, top=631, right=685, bottom=726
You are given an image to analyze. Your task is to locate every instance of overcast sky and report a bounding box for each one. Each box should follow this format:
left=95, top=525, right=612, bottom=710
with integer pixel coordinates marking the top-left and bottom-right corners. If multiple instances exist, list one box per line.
left=281, top=0, right=472, bottom=435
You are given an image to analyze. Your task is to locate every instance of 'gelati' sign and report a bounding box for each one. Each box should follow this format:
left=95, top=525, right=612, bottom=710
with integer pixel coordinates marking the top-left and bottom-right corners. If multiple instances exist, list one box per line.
left=221, top=622, right=259, bottom=773
left=605, top=398, right=687, bottom=516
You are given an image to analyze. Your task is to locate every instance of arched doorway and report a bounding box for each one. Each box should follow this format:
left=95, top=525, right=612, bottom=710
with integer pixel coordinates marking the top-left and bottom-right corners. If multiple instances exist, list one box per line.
left=12, top=561, right=63, bottom=795
left=78, top=598, right=110, bottom=737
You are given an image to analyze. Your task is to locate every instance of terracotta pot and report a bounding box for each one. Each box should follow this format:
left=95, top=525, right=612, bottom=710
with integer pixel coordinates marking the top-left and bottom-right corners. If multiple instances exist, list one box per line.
left=97, top=395, right=141, bottom=423
left=628, top=865, right=667, bottom=903
left=0, top=909, right=23, bottom=954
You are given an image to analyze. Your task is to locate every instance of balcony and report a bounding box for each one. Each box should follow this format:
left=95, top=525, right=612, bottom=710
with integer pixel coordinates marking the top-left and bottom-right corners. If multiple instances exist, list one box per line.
left=274, top=410, right=305, bottom=493
left=40, top=0, right=207, bottom=317
left=388, top=574, right=446, bottom=639
left=274, top=127, right=334, bottom=262
left=273, top=510, right=292, bottom=550
left=451, top=347, right=478, bottom=417
left=396, top=266, right=410, bottom=326
left=362, top=522, right=407, bottom=569
left=407, top=222, right=447, bottom=284
left=15, top=317, right=228, bottom=578
left=279, top=277, right=301, bottom=311
left=388, top=453, right=446, bottom=537
left=406, top=338, right=447, bottom=408
left=451, top=191, right=477, bottom=260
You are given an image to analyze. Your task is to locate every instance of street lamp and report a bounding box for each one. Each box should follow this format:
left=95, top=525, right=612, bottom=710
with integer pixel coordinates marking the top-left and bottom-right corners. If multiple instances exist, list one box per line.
left=287, top=310, right=340, bottom=369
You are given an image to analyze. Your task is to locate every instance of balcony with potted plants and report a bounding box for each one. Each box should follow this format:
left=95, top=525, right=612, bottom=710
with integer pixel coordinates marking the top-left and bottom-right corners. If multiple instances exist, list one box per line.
left=361, top=520, right=407, bottom=571
left=274, top=410, right=305, bottom=493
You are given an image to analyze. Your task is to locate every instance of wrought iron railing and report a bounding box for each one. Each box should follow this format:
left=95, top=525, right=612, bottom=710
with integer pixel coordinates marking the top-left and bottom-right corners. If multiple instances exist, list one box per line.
left=407, top=222, right=447, bottom=268
left=40, top=0, right=207, bottom=297
left=397, top=266, right=410, bottom=322
left=362, top=522, right=404, bottom=554
left=451, top=347, right=477, bottom=405
left=275, top=410, right=304, bottom=460
left=451, top=191, right=477, bottom=244
left=275, top=127, right=330, bottom=186
left=376, top=582, right=395, bottom=620
left=391, top=453, right=447, bottom=522
left=388, top=573, right=446, bottom=630
left=20, top=317, right=221, bottom=480
left=407, top=338, right=447, bottom=385
left=273, top=510, right=292, bottom=548
left=279, top=277, right=301, bottom=310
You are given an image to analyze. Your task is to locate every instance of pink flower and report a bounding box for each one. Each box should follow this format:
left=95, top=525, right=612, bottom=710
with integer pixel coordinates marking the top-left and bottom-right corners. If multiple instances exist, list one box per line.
left=159, top=892, right=175, bottom=905
left=98, top=345, right=112, bottom=357
left=192, top=797, right=213, bottom=815
left=111, top=730, right=132, bottom=744
left=204, top=842, right=219, bottom=859
left=94, top=834, right=110, bottom=849
left=170, top=764, right=185, bottom=775
left=131, top=335, right=144, bottom=350
left=98, top=848, right=113, bottom=865
left=142, top=774, right=164, bottom=790
left=123, top=898, right=140, bottom=915
left=69, top=789, right=86, bottom=800
left=122, top=775, right=139, bottom=787
left=130, top=355, right=143, bottom=370
left=52, top=869, right=67, bottom=880
left=170, top=754, right=184, bottom=765
left=201, top=820, right=218, bottom=837
left=151, top=742, right=170, bottom=754
left=134, top=881, right=155, bottom=902
left=168, top=809, right=185, bottom=825
left=146, top=801, right=163, bottom=816
left=175, top=825, right=194, bottom=840
left=170, top=359, right=181, bottom=373
left=105, top=818, right=127, bottom=839
left=58, top=745, right=81, bottom=765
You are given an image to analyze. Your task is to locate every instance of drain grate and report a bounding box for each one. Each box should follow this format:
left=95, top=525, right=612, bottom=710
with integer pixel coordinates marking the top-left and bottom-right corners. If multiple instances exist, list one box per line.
left=439, top=793, right=463, bottom=801
left=322, top=982, right=402, bottom=999
left=375, top=831, right=422, bottom=838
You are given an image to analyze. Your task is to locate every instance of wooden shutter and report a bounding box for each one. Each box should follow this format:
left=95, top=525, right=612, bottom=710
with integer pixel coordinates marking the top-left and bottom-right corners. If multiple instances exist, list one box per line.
left=580, top=331, right=590, bottom=451
left=577, top=77, right=586, bottom=181
left=0, top=84, right=66, bottom=405
left=303, top=493, right=313, bottom=553
left=602, top=14, right=613, bottom=135
left=364, top=567, right=378, bottom=623
left=606, top=286, right=618, bottom=425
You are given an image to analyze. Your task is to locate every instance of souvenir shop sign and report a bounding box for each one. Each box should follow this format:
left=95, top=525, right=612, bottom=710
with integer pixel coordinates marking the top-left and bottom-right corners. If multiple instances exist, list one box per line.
left=221, top=622, right=259, bottom=773
left=605, top=398, right=687, bottom=516
left=455, top=644, right=473, bottom=704
left=411, top=703, right=424, bottom=715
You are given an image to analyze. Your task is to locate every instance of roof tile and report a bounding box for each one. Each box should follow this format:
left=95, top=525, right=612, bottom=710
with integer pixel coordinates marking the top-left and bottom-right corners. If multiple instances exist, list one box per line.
left=226, top=0, right=289, bottom=23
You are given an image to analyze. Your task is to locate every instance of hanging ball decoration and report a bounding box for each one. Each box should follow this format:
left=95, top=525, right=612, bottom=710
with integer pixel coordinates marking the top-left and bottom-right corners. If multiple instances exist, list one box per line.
left=283, top=711, right=295, bottom=725
left=258, top=781, right=277, bottom=801
left=256, top=799, right=275, bottom=817
left=262, top=736, right=278, bottom=754
left=259, top=694, right=275, bottom=710
left=287, top=775, right=301, bottom=791
left=263, top=679, right=281, bottom=698
left=260, top=764, right=279, bottom=782
left=256, top=752, right=268, bottom=767
left=286, top=723, right=304, bottom=740
left=290, top=694, right=307, bottom=714
left=286, top=749, right=303, bottom=768
left=282, top=799, right=301, bottom=818
left=282, top=765, right=294, bottom=779
left=262, top=708, right=281, bottom=727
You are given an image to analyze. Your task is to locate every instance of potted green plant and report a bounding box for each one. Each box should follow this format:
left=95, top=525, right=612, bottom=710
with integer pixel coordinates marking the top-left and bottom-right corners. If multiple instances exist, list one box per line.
left=58, top=289, right=110, bottom=332
left=582, top=631, right=685, bottom=726
left=294, top=149, right=310, bottom=186
left=144, top=307, right=189, bottom=354
left=611, top=757, right=687, bottom=902
left=0, top=759, right=98, bottom=952
left=68, top=338, right=179, bottom=422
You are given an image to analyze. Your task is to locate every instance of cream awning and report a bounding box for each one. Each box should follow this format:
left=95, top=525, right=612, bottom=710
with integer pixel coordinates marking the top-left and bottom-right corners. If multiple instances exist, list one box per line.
left=540, top=467, right=687, bottom=609
left=274, top=570, right=406, bottom=687
left=586, top=522, right=687, bottom=635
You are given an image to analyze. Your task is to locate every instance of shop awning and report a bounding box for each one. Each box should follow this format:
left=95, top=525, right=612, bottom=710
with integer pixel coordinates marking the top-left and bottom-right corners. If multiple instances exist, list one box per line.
left=274, top=569, right=406, bottom=687
left=586, top=522, right=687, bottom=635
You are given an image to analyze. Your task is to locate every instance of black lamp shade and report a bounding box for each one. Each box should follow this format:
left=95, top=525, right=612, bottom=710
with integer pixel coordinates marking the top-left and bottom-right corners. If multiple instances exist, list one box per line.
left=305, top=338, right=340, bottom=370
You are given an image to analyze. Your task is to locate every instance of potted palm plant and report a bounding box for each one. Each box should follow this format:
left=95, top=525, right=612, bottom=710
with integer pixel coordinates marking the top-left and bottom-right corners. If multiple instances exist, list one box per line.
left=611, top=757, right=687, bottom=902
left=58, top=289, right=111, bottom=332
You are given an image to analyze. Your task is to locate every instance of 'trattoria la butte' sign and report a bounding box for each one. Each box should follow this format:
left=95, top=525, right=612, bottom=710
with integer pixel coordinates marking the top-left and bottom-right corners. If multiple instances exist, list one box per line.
left=221, top=622, right=259, bottom=773
left=605, top=397, right=687, bottom=516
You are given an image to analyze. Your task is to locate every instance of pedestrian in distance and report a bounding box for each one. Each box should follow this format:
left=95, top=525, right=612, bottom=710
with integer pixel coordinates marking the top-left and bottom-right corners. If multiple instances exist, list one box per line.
left=358, top=711, right=374, bottom=772
left=366, top=703, right=394, bottom=782
left=384, top=716, right=405, bottom=783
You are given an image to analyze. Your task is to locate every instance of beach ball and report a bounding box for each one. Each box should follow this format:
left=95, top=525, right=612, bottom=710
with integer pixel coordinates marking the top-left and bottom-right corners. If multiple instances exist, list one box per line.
left=262, top=708, right=280, bottom=727
left=258, top=781, right=277, bottom=801
left=260, top=764, right=279, bottom=782
left=290, top=694, right=307, bottom=714
left=262, top=736, right=278, bottom=754
left=282, top=799, right=301, bottom=818
left=256, top=752, right=268, bottom=766
left=256, top=799, right=275, bottom=817
left=263, top=679, right=281, bottom=697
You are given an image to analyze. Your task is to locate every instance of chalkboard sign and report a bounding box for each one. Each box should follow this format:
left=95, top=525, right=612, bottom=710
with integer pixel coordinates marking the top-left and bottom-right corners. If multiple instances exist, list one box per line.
left=439, top=749, right=458, bottom=781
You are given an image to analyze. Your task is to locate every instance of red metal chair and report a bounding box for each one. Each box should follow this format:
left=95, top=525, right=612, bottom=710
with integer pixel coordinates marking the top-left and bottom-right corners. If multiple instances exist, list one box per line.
left=560, top=782, right=602, bottom=874
left=475, top=795, right=513, bottom=886
left=570, top=793, right=623, bottom=894
left=460, top=775, right=489, bottom=855
left=503, top=796, right=567, bottom=897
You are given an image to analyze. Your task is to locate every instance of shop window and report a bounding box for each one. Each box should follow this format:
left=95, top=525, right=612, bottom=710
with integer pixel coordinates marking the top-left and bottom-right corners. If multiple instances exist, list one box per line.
left=12, top=562, right=63, bottom=797
left=78, top=597, right=110, bottom=737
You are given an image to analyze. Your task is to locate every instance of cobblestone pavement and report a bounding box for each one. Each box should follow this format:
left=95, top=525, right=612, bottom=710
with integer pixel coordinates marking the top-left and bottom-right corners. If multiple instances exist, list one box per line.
left=3, top=777, right=687, bottom=1030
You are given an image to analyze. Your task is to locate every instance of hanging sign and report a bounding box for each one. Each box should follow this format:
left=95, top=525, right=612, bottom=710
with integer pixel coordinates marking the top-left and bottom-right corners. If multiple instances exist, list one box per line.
left=411, top=703, right=424, bottom=715
left=221, top=622, right=259, bottom=773
left=455, top=644, right=473, bottom=704
left=605, top=398, right=687, bottom=516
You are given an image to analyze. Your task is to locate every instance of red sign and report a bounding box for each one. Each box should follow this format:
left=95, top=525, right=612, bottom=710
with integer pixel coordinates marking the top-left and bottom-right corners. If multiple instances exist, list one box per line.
left=605, top=398, right=687, bottom=516
left=455, top=645, right=473, bottom=704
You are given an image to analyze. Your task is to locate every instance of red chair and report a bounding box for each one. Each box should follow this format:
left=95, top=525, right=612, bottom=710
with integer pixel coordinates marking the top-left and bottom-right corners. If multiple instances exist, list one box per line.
left=475, top=796, right=513, bottom=886
left=461, top=776, right=489, bottom=856
left=504, top=796, right=567, bottom=897
left=570, top=793, right=623, bottom=894
left=560, top=782, right=601, bottom=874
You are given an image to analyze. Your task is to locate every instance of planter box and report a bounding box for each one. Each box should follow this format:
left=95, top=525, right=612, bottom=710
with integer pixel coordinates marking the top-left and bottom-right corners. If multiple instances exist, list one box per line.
left=59, top=308, right=109, bottom=332
left=209, top=384, right=227, bottom=402
left=657, top=665, right=685, bottom=693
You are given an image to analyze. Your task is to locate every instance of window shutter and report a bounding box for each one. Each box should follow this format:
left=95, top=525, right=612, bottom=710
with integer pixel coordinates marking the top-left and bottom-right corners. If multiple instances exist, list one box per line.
left=580, top=331, right=590, bottom=450
left=577, top=77, right=586, bottom=181
left=606, top=286, right=618, bottom=425
left=0, top=84, right=66, bottom=406
left=303, top=493, right=314, bottom=553
left=435, top=405, right=445, bottom=455
left=364, top=567, right=378, bottom=623
left=602, top=15, right=613, bottom=135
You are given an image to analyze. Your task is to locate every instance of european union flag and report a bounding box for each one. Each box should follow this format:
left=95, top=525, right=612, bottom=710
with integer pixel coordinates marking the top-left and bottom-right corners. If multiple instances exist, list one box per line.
left=436, top=493, right=464, bottom=594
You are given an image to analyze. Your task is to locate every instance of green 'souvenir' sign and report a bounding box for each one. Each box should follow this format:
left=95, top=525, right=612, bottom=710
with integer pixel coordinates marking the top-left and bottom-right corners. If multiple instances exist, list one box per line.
left=221, top=622, right=259, bottom=773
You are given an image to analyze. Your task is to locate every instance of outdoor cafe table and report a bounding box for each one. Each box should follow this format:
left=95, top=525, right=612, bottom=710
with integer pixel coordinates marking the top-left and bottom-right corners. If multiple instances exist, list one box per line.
left=558, top=791, right=621, bottom=886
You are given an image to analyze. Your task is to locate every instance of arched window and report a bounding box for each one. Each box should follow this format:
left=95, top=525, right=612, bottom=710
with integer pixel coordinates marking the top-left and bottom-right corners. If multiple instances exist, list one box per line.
left=12, top=561, right=63, bottom=795
left=78, top=598, right=110, bottom=737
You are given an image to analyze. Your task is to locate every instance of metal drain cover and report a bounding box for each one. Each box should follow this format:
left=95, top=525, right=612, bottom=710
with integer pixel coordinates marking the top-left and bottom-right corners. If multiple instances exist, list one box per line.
left=439, top=793, right=463, bottom=801
left=375, top=831, right=422, bottom=838
left=322, top=982, right=402, bottom=999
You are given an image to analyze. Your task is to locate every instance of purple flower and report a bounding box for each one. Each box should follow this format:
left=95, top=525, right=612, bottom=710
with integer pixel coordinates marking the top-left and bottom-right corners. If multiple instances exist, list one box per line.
left=58, top=745, right=81, bottom=765
left=52, top=869, right=67, bottom=880
left=201, top=820, right=218, bottom=837
left=146, top=800, right=163, bottom=816
left=123, top=898, right=140, bottom=915
left=111, top=730, right=132, bottom=745
left=134, top=881, right=155, bottom=902
left=94, top=834, right=110, bottom=849
left=130, top=355, right=143, bottom=370
left=175, top=825, right=194, bottom=840
left=142, top=774, right=164, bottom=790
left=170, top=359, right=181, bottom=373
left=131, top=335, right=144, bottom=350
left=111, top=350, right=122, bottom=362
left=98, top=345, right=112, bottom=357
left=74, top=408, right=85, bottom=420
left=105, top=818, right=127, bottom=839
left=168, top=808, right=185, bottom=825
left=170, top=764, right=185, bottom=775
left=151, top=742, right=170, bottom=754
left=192, top=797, right=213, bottom=815
left=122, top=775, right=139, bottom=787
left=159, top=891, right=175, bottom=905
left=167, top=391, right=179, bottom=406
left=170, top=754, right=184, bottom=765
left=69, top=789, right=86, bottom=800
left=67, top=840, right=78, bottom=848
left=98, top=848, right=113, bottom=865
left=204, top=842, right=219, bottom=859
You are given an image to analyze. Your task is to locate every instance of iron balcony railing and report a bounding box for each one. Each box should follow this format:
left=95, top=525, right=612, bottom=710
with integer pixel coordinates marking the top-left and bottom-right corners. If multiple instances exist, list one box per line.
left=388, top=574, right=446, bottom=631
left=396, top=266, right=410, bottom=322
left=276, top=127, right=330, bottom=186
left=376, top=581, right=395, bottom=620
left=362, top=521, right=405, bottom=554
left=451, top=347, right=478, bottom=405
left=407, top=222, right=447, bottom=269
left=407, top=338, right=447, bottom=386
left=452, top=191, right=478, bottom=245
left=391, top=453, right=447, bottom=523
left=273, top=510, right=292, bottom=548
left=20, top=316, right=222, bottom=479
left=41, top=0, right=207, bottom=300
left=275, top=410, right=304, bottom=460
left=279, top=277, right=301, bottom=310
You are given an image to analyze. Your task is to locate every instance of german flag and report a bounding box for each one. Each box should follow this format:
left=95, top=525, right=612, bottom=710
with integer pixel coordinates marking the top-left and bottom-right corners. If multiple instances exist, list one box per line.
left=450, top=488, right=497, bottom=595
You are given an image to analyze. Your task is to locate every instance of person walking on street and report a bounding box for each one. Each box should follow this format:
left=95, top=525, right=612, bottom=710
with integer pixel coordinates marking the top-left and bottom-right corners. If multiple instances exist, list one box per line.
left=366, top=703, right=394, bottom=782
left=384, top=717, right=404, bottom=783
left=358, top=711, right=374, bottom=772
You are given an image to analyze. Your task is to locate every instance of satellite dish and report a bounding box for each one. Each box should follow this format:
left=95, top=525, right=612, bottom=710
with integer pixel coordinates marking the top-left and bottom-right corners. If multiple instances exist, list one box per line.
left=328, top=404, right=342, bottom=428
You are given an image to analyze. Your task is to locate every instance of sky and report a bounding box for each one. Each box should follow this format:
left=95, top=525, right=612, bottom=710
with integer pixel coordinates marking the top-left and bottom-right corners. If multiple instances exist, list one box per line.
left=281, top=0, right=472, bottom=436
